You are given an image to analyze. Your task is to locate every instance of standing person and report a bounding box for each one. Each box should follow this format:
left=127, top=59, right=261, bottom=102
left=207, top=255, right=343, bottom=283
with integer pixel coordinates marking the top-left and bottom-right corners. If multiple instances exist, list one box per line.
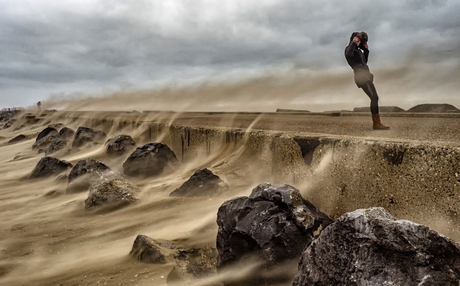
left=37, top=101, right=42, bottom=112
left=345, top=32, right=389, bottom=130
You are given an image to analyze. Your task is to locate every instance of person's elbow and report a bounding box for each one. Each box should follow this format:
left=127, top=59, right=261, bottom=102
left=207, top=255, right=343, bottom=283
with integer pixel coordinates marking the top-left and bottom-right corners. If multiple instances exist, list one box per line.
left=345, top=49, right=354, bottom=58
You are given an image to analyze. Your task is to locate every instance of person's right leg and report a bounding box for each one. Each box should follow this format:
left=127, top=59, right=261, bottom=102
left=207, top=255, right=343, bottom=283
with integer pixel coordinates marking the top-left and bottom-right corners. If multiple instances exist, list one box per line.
left=361, top=82, right=389, bottom=130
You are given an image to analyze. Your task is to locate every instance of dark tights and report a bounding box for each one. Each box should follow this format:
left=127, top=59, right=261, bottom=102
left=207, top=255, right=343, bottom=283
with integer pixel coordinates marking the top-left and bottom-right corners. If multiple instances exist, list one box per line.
left=361, top=82, right=379, bottom=114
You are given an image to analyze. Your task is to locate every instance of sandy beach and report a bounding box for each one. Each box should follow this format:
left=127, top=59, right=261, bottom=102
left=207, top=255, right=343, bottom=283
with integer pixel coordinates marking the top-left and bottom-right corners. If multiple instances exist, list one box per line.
left=1, top=110, right=459, bottom=285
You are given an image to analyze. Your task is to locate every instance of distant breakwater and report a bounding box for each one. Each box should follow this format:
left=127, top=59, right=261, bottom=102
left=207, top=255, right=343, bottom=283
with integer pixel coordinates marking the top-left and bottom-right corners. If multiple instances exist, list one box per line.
left=52, top=110, right=460, bottom=240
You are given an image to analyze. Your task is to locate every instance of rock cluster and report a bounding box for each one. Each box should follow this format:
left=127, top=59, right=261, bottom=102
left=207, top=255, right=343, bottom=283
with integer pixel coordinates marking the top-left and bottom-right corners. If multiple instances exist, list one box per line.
left=26, top=126, right=180, bottom=212
left=31, top=126, right=77, bottom=155
left=216, top=183, right=333, bottom=284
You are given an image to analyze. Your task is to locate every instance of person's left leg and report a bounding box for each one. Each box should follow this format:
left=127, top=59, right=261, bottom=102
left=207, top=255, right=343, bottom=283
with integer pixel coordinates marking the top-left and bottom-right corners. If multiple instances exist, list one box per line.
left=361, top=82, right=389, bottom=130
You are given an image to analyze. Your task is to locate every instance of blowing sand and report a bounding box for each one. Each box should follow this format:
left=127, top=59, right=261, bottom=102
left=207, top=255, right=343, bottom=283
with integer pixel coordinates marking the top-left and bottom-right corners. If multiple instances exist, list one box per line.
left=0, top=112, right=264, bottom=286
left=1, top=107, right=459, bottom=286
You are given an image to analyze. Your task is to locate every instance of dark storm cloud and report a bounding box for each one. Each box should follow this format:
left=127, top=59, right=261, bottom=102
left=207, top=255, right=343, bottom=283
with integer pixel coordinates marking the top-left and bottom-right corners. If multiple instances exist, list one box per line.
left=0, top=0, right=459, bottom=108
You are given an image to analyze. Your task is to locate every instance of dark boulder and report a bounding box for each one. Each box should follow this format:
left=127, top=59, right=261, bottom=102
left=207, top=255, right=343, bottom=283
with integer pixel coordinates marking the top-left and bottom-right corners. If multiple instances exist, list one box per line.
left=32, top=128, right=59, bottom=150
left=123, top=143, right=178, bottom=177
left=66, top=158, right=118, bottom=194
left=7, top=134, right=26, bottom=144
left=170, top=169, right=229, bottom=197
left=68, top=158, right=111, bottom=183
left=59, top=127, right=75, bottom=139
left=71, top=126, right=106, bottom=148
left=407, top=103, right=460, bottom=113
left=105, top=134, right=136, bottom=155
left=292, top=207, right=460, bottom=286
left=36, top=127, right=58, bottom=142
left=29, top=157, right=73, bottom=179
left=129, top=235, right=166, bottom=264
left=216, top=183, right=333, bottom=285
left=85, top=178, right=138, bottom=210
left=167, top=247, right=218, bottom=285
left=44, top=139, right=68, bottom=156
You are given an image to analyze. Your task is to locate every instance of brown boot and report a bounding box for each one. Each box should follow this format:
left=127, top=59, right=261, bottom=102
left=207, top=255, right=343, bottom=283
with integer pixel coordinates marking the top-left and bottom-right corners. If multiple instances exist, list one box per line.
left=372, top=114, right=390, bottom=130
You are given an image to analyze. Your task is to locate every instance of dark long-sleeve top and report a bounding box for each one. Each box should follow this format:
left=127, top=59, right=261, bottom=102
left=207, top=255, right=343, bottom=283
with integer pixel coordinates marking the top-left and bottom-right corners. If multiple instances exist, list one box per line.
left=344, top=40, right=370, bottom=72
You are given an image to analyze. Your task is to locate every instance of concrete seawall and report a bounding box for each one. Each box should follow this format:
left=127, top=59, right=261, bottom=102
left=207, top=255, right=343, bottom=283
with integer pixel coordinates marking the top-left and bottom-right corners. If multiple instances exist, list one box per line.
left=53, top=111, right=460, bottom=240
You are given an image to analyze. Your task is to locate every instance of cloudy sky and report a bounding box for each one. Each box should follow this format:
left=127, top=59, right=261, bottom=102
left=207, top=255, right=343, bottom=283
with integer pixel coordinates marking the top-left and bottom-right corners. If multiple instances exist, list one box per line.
left=1, top=0, right=459, bottom=111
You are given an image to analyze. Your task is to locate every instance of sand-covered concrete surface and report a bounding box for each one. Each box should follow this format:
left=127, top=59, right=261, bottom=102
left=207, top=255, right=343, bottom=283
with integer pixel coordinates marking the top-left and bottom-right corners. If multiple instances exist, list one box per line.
left=1, top=110, right=459, bottom=285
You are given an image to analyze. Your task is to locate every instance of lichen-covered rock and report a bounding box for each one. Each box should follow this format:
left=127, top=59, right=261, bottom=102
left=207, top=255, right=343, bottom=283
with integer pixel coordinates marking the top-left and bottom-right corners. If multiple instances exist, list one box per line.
left=29, top=157, right=72, bottom=179
left=216, top=183, right=333, bottom=285
left=167, top=247, right=218, bottom=285
left=71, top=126, right=106, bottom=148
left=85, top=179, right=138, bottom=209
left=66, top=158, right=118, bottom=194
left=105, top=134, right=136, bottom=155
left=169, top=168, right=229, bottom=197
left=123, top=143, right=178, bottom=177
left=292, top=207, right=460, bottom=286
left=129, top=235, right=166, bottom=264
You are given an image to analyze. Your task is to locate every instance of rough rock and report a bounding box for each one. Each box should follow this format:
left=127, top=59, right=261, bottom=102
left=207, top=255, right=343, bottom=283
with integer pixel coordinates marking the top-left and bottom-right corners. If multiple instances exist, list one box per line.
left=35, top=127, right=58, bottom=142
left=169, top=168, right=229, bottom=197
left=66, top=158, right=119, bottom=194
left=71, top=126, right=106, bottom=148
left=216, top=183, right=333, bottom=285
left=407, top=103, right=460, bottom=113
left=167, top=247, right=218, bottom=285
left=123, top=143, right=178, bottom=177
left=32, top=127, right=59, bottom=150
left=29, top=157, right=73, bottom=179
left=7, top=134, right=26, bottom=144
left=129, top=235, right=166, bottom=264
left=85, top=178, right=138, bottom=210
left=44, top=139, right=68, bottom=156
left=105, top=134, right=136, bottom=155
left=292, top=207, right=460, bottom=286
left=59, top=127, right=75, bottom=139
